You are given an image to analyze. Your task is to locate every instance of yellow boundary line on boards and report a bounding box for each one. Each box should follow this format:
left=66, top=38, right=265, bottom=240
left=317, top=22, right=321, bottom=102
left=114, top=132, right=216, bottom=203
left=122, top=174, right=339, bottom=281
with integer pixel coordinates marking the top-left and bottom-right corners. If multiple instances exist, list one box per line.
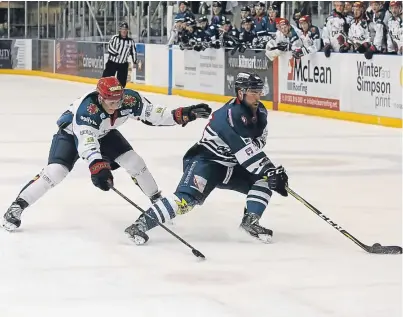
left=279, top=103, right=402, bottom=128
left=0, top=69, right=400, bottom=128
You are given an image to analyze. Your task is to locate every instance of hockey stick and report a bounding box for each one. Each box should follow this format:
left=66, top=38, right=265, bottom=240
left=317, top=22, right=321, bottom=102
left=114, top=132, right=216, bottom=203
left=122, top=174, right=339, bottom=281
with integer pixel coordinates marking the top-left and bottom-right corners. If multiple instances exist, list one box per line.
left=286, top=186, right=402, bottom=254
left=110, top=186, right=206, bottom=259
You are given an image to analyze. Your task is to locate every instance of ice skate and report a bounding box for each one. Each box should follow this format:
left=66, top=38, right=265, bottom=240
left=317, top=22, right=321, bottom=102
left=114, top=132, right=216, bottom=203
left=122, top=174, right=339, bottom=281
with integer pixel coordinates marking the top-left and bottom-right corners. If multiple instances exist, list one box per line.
left=240, top=211, right=273, bottom=243
left=2, top=198, right=28, bottom=232
left=125, top=215, right=149, bottom=245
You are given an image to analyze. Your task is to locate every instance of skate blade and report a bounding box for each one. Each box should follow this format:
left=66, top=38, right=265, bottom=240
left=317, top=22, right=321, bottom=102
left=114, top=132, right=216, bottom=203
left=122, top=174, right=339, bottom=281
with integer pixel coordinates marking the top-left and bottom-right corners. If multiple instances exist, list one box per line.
left=239, top=227, right=273, bottom=244
left=257, top=233, right=272, bottom=244
left=125, top=232, right=147, bottom=245
left=2, top=220, right=18, bottom=232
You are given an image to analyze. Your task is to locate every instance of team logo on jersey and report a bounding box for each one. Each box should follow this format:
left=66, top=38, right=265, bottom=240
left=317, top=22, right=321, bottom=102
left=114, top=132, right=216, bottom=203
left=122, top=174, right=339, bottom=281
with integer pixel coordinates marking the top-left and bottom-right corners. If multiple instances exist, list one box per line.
left=192, top=175, right=207, bottom=193
left=87, top=103, right=99, bottom=115
left=241, top=115, right=248, bottom=125
left=123, top=94, right=137, bottom=107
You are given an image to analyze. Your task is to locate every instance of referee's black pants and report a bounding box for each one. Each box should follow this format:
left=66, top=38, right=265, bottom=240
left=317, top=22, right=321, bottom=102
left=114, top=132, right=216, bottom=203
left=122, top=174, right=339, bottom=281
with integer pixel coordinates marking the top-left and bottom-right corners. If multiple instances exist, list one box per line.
left=102, top=60, right=129, bottom=87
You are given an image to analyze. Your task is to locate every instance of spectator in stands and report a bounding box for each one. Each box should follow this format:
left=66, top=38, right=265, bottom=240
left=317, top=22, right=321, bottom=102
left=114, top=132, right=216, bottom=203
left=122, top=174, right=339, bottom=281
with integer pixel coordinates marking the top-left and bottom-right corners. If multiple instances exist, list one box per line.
left=254, top=2, right=267, bottom=32
left=267, top=4, right=279, bottom=33
left=221, top=18, right=240, bottom=48
left=175, top=1, right=195, bottom=20
left=211, top=1, right=226, bottom=25
left=249, top=4, right=257, bottom=18
left=239, top=16, right=256, bottom=45
left=197, top=16, right=209, bottom=31
left=239, top=6, right=251, bottom=31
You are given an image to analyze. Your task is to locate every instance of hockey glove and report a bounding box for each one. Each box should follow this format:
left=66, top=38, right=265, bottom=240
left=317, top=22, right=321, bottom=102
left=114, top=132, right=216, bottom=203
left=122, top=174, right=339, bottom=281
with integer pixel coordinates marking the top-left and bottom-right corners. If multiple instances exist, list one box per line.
left=364, top=45, right=377, bottom=60
left=339, top=43, right=350, bottom=53
left=292, top=47, right=308, bottom=59
left=89, top=160, right=113, bottom=191
left=323, top=44, right=332, bottom=58
left=263, top=165, right=288, bottom=197
left=277, top=42, right=289, bottom=51
left=173, top=103, right=212, bottom=127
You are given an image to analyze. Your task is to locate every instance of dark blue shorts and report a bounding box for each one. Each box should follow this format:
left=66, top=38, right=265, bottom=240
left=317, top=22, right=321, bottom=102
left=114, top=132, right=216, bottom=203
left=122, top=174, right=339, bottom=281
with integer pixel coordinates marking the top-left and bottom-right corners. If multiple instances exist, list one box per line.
left=48, top=129, right=133, bottom=171
left=175, top=157, right=263, bottom=204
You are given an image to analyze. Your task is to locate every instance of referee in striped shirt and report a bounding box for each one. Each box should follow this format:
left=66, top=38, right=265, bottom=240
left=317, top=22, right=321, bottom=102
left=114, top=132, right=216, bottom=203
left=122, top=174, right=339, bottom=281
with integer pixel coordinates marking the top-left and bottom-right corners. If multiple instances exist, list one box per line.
left=102, top=22, right=137, bottom=87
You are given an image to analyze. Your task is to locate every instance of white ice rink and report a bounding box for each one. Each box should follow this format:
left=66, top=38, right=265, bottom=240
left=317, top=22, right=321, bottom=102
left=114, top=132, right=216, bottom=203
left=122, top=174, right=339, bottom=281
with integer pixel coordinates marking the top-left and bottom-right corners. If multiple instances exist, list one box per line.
left=0, top=75, right=401, bottom=317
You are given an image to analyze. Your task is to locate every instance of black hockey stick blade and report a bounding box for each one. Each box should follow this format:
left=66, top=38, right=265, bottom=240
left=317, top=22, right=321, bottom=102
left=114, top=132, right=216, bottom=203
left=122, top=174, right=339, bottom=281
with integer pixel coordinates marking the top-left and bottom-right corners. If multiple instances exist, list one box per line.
left=286, top=186, right=402, bottom=255
left=367, top=243, right=402, bottom=255
left=192, top=249, right=206, bottom=259
left=110, top=185, right=206, bottom=259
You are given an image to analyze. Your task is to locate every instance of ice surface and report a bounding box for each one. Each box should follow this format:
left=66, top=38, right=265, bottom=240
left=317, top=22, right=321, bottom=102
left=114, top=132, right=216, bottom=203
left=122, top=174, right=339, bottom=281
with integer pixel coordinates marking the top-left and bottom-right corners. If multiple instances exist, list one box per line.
left=0, top=75, right=401, bottom=317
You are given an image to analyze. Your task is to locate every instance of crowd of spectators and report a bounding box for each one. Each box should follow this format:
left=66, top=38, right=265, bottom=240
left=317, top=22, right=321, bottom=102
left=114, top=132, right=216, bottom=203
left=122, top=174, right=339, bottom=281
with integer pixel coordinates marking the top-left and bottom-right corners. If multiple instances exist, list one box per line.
left=169, top=1, right=402, bottom=60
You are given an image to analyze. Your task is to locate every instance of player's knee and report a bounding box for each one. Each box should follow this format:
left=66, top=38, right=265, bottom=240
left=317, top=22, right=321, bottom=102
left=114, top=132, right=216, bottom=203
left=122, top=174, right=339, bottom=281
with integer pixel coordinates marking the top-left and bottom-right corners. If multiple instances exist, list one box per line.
left=115, top=150, right=147, bottom=176
left=41, top=163, right=69, bottom=187
left=115, top=150, right=158, bottom=197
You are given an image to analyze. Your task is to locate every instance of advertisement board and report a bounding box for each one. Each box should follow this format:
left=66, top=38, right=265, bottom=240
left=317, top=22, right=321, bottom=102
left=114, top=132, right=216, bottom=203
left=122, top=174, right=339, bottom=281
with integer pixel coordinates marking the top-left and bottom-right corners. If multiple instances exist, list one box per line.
left=55, top=40, right=78, bottom=75
left=0, top=40, right=12, bottom=69
left=135, top=43, right=146, bottom=82
left=341, top=54, right=402, bottom=119
left=224, top=49, right=273, bottom=101
left=173, top=47, right=185, bottom=89
left=278, top=52, right=341, bottom=111
left=77, top=42, right=104, bottom=78
left=32, top=40, right=54, bottom=72
left=0, top=39, right=32, bottom=70
left=183, top=48, right=225, bottom=94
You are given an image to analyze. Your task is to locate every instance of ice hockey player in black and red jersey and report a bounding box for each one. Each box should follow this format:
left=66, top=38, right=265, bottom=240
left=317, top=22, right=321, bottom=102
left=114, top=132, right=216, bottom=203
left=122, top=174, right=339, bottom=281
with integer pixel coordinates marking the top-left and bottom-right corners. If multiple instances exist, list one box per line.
left=322, top=1, right=351, bottom=57
left=125, top=72, right=289, bottom=245
left=386, top=1, right=403, bottom=54
left=2, top=77, right=211, bottom=232
left=340, top=2, right=373, bottom=54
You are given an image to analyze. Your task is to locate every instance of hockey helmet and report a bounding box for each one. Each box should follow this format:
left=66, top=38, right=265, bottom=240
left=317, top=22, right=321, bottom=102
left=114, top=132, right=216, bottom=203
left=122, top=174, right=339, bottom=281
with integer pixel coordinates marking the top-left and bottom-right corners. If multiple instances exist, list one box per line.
left=390, top=1, right=402, bottom=6
left=97, top=77, right=124, bottom=101
left=299, top=15, right=311, bottom=24
left=234, top=72, right=264, bottom=96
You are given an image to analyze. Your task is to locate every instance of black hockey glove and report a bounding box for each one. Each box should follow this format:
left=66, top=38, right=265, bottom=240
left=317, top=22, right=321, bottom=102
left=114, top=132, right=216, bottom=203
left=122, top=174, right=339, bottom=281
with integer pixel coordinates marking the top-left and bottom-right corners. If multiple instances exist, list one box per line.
left=89, top=160, right=113, bottom=191
left=263, top=165, right=288, bottom=197
left=172, top=103, right=212, bottom=127
left=364, top=45, right=377, bottom=60
left=277, top=42, right=289, bottom=51
left=323, top=44, right=331, bottom=58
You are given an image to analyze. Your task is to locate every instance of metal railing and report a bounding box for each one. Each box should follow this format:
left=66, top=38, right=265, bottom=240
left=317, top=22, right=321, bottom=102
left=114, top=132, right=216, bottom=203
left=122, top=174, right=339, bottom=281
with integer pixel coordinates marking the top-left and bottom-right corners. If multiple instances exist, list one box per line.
left=1, top=1, right=335, bottom=42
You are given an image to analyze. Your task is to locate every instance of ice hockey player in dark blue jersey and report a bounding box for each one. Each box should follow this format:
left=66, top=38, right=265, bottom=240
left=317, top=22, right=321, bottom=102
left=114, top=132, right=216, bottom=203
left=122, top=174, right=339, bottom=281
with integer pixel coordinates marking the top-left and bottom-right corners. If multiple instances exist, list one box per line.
left=2, top=77, right=211, bottom=232
left=125, top=72, right=289, bottom=244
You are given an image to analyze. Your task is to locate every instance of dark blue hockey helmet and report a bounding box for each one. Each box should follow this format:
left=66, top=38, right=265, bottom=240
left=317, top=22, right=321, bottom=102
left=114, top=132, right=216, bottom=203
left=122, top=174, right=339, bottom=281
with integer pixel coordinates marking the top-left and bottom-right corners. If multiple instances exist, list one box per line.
left=234, top=72, right=264, bottom=96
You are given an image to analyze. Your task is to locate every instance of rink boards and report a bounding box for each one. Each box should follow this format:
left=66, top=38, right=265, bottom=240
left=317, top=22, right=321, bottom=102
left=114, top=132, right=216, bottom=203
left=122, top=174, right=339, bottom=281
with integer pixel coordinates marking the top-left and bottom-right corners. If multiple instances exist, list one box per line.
left=0, top=39, right=401, bottom=128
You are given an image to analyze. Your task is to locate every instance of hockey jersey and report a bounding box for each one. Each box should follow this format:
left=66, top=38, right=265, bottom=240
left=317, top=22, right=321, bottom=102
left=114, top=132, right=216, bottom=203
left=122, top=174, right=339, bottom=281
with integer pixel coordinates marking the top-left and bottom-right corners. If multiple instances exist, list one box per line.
left=56, top=89, right=176, bottom=165
left=322, top=10, right=349, bottom=51
left=348, top=18, right=371, bottom=49
left=298, top=25, right=322, bottom=53
left=368, top=9, right=391, bottom=51
left=184, top=98, right=271, bottom=176
left=387, top=16, right=403, bottom=53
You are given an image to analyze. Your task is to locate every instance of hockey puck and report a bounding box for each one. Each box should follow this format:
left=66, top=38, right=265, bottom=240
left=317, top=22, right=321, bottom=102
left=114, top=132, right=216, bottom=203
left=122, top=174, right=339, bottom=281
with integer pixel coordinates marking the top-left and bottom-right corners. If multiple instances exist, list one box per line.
left=372, top=243, right=381, bottom=247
